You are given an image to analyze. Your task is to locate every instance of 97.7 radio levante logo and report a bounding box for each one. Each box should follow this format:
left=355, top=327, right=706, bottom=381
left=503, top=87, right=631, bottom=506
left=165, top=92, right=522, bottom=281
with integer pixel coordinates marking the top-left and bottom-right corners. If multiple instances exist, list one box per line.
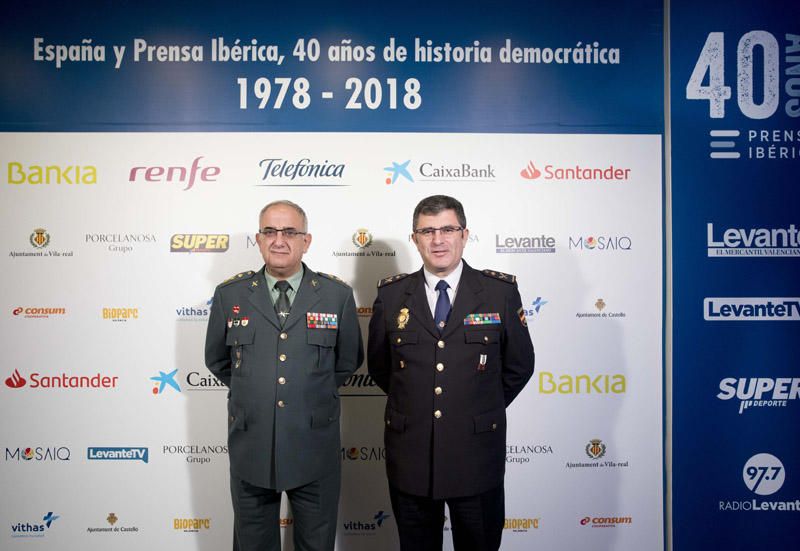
left=686, top=31, right=799, bottom=160
left=719, top=453, right=799, bottom=512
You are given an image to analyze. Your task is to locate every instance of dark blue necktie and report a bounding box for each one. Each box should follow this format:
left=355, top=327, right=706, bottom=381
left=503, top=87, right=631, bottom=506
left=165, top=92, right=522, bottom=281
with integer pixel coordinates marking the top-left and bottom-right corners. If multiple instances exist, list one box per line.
left=434, top=280, right=451, bottom=333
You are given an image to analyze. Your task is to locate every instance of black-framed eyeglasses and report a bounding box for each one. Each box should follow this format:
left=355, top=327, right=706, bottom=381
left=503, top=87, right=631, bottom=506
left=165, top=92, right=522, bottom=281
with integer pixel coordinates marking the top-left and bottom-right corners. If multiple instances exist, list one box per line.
left=412, top=225, right=464, bottom=238
left=258, top=227, right=307, bottom=239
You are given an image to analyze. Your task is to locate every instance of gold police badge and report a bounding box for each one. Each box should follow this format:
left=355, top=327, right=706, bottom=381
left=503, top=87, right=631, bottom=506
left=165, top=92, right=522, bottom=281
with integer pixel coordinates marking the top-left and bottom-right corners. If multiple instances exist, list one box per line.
left=397, top=308, right=410, bottom=329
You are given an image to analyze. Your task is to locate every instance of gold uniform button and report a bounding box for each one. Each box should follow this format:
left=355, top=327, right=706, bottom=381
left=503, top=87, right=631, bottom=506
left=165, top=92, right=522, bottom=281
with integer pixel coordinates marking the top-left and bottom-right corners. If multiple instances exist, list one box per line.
left=396, top=337, right=402, bottom=344
left=277, top=400, right=285, bottom=408
left=279, top=354, right=287, bottom=362
left=437, top=340, right=445, bottom=349
left=278, top=377, right=286, bottom=385
left=399, top=360, right=405, bottom=369
left=484, top=336, right=489, bottom=342
left=434, top=410, right=442, bottom=419
left=434, top=386, right=442, bottom=395
left=436, top=363, right=444, bottom=372
left=280, top=332, right=288, bottom=340
left=386, top=419, right=391, bottom=426
left=491, top=423, right=497, bottom=431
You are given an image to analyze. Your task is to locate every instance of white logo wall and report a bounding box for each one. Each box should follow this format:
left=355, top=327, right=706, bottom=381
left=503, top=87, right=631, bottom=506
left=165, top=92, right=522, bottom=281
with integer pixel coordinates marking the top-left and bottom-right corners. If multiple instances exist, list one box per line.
left=0, top=132, right=663, bottom=549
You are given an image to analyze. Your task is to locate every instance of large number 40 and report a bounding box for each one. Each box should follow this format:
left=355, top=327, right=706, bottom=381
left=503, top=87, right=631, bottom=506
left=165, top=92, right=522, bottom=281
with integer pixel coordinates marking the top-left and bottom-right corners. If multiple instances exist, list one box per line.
left=686, top=31, right=779, bottom=119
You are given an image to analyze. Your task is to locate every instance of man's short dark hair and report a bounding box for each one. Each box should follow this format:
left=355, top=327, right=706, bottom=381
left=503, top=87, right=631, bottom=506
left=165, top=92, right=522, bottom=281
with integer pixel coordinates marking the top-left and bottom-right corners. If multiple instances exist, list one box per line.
left=412, top=195, right=467, bottom=230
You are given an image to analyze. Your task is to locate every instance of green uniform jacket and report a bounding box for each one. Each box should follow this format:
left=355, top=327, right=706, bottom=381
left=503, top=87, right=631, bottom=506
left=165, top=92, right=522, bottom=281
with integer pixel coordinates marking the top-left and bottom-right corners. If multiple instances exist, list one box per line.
left=205, top=264, right=363, bottom=490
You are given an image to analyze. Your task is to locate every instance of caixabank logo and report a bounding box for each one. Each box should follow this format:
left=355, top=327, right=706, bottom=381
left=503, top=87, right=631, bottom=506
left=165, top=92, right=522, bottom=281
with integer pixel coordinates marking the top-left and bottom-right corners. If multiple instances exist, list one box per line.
left=4, top=369, right=118, bottom=390
left=386, top=159, right=495, bottom=184
left=720, top=453, right=799, bottom=512
left=706, top=223, right=800, bottom=257
left=718, top=377, right=800, bottom=415
left=10, top=512, right=59, bottom=538
left=170, top=234, right=229, bottom=253
left=185, top=371, right=225, bottom=392
left=520, top=160, right=631, bottom=181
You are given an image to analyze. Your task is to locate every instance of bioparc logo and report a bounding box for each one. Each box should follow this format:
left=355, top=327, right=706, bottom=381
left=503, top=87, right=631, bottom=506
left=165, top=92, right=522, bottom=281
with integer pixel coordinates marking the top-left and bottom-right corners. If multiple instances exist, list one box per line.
left=102, top=307, right=139, bottom=322
left=170, top=234, right=229, bottom=253
left=87, top=447, right=149, bottom=463
left=128, top=156, right=220, bottom=191
left=720, top=453, right=799, bottom=512
left=11, top=512, right=60, bottom=538
left=257, top=157, right=347, bottom=187
left=579, top=515, right=632, bottom=528
left=12, top=306, right=66, bottom=319
left=520, top=160, right=631, bottom=181
left=703, top=298, right=800, bottom=321
left=707, top=223, right=800, bottom=257
left=342, top=510, right=392, bottom=535
left=5, top=446, right=71, bottom=462
left=173, top=518, right=211, bottom=533
left=504, top=517, right=540, bottom=532
left=4, top=369, right=118, bottom=390
left=718, top=377, right=800, bottom=414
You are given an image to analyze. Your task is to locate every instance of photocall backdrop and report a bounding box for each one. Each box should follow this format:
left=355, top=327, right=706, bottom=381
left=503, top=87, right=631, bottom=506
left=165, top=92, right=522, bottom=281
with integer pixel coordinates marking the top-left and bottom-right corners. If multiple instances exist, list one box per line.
left=0, top=1, right=670, bottom=549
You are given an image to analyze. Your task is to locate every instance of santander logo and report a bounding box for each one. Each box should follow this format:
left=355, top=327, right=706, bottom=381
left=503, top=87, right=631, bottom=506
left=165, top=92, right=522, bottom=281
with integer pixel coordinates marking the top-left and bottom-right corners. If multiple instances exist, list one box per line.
left=5, top=369, right=26, bottom=388
left=520, top=161, right=542, bottom=180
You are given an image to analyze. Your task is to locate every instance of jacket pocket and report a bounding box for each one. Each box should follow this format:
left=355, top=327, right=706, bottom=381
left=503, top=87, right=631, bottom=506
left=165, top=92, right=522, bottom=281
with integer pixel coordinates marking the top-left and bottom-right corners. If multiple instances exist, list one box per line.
left=385, top=407, right=408, bottom=433
left=473, top=407, right=505, bottom=434
left=226, top=328, right=255, bottom=377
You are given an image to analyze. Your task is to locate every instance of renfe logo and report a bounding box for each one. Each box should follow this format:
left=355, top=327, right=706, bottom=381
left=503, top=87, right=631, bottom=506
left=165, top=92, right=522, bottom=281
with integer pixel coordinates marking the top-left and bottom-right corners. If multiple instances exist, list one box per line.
left=704, top=298, right=800, bottom=320
left=128, top=157, right=220, bottom=191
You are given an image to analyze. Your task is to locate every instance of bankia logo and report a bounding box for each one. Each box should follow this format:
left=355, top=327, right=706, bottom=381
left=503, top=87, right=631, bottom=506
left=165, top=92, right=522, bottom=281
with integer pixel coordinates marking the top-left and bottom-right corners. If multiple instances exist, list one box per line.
left=8, top=161, right=96, bottom=185
left=384, top=160, right=414, bottom=185
left=12, top=307, right=66, bottom=319
left=718, top=377, right=800, bottom=414
left=5, top=446, right=71, bottom=462
left=4, top=369, right=118, bottom=390
left=537, top=372, right=626, bottom=395
left=495, top=234, right=556, bottom=254
left=520, top=160, right=630, bottom=181
left=11, top=512, right=60, bottom=538
left=87, top=447, right=149, bottom=463
left=170, top=234, right=229, bottom=253
left=704, top=298, right=800, bottom=321
left=257, top=157, right=347, bottom=186
left=707, top=223, right=800, bottom=257
left=128, top=157, right=220, bottom=191
left=569, top=235, right=632, bottom=251
left=720, top=453, right=799, bottom=512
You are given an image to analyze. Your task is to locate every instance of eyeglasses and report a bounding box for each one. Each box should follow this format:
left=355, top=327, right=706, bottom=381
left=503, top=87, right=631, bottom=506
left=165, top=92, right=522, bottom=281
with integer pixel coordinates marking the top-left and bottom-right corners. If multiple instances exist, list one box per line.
left=412, top=226, right=464, bottom=238
left=258, top=227, right=307, bottom=239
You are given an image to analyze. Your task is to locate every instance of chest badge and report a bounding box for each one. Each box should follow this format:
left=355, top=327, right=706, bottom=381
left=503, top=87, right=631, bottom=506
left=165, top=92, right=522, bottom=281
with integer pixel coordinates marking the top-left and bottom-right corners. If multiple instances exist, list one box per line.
left=397, top=308, right=410, bottom=330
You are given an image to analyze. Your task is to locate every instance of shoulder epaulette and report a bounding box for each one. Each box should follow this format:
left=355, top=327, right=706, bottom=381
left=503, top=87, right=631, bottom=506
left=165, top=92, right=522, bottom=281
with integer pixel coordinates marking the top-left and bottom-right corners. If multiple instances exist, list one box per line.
left=219, top=270, right=255, bottom=287
left=378, top=273, right=409, bottom=288
left=481, top=269, right=516, bottom=284
left=316, top=272, right=350, bottom=287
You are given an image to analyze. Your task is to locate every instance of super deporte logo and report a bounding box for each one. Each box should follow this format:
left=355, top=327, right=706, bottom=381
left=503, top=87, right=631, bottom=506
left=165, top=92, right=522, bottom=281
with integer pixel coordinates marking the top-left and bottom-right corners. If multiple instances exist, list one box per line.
left=717, top=377, right=800, bottom=414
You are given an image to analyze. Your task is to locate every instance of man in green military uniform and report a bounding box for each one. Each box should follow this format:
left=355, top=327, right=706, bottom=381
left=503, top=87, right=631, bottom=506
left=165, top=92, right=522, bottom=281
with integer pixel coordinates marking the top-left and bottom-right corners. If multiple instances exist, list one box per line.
left=206, top=200, right=363, bottom=551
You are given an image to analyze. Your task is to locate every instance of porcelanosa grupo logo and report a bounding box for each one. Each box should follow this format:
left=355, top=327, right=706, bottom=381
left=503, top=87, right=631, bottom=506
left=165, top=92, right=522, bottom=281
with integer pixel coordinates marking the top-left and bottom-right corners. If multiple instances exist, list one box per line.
left=257, top=157, right=347, bottom=187
left=128, top=156, right=220, bottom=191
left=706, top=223, right=800, bottom=257
left=506, top=442, right=554, bottom=465
left=520, top=160, right=631, bottom=181
left=384, top=160, right=414, bottom=185
left=717, top=377, right=799, bottom=414
left=162, top=444, right=227, bottom=465
left=85, top=233, right=157, bottom=253
left=11, top=512, right=60, bottom=538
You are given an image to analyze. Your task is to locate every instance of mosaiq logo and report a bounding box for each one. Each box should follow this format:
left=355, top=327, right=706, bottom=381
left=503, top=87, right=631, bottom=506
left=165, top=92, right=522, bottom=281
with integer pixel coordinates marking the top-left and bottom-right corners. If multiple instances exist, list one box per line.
left=717, top=377, right=800, bottom=414
left=569, top=235, right=632, bottom=251
left=707, top=223, right=800, bottom=257
left=341, top=445, right=386, bottom=461
left=5, top=446, right=71, bottom=462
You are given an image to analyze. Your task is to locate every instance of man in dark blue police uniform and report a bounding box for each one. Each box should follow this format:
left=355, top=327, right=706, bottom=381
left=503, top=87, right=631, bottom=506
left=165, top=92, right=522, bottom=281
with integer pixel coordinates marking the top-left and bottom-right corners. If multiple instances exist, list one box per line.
left=368, top=195, right=535, bottom=551
left=205, top=200, right=363, bottom=551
